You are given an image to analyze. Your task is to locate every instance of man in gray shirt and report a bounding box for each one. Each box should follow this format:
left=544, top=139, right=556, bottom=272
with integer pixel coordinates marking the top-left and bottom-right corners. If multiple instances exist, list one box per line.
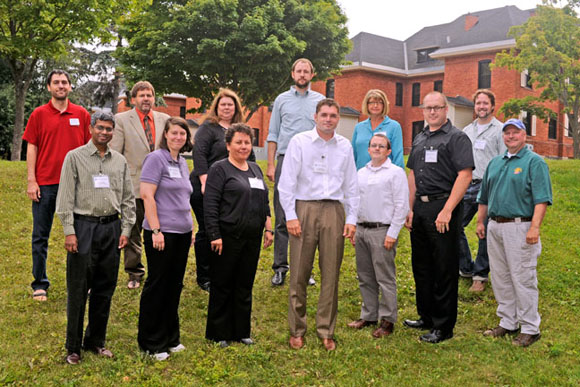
left=56, top=111, right=136, bottom=365
left=266, top=58, right=325, bottom=286
left=459, top=89, right=505, bottom=292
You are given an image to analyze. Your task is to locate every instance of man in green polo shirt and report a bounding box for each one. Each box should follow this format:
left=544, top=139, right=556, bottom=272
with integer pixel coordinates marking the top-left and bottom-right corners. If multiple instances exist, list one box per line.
left=476, top=118, right=552, bottom=348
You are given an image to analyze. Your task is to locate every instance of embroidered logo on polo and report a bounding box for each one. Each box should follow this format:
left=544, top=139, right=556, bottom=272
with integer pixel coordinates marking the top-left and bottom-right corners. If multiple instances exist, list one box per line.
left=514, top=167, right=523, bottom=175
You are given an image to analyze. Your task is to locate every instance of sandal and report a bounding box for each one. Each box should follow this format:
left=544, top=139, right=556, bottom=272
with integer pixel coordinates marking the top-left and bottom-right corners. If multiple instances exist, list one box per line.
left=32, top=289, right=47, bottom=301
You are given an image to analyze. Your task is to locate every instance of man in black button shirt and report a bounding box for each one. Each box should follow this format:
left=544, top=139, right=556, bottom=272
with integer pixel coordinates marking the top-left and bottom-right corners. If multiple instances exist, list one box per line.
left=404, top=91, right=474, bottom=343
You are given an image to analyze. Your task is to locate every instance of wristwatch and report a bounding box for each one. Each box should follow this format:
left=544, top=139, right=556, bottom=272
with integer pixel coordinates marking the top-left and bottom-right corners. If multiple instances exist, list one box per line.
left=152, top=228, right=161, bottom=235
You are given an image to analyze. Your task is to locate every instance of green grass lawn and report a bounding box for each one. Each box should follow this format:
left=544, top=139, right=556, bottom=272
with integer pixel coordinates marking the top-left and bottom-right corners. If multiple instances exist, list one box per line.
left=1, top=158, right=579, bottom=386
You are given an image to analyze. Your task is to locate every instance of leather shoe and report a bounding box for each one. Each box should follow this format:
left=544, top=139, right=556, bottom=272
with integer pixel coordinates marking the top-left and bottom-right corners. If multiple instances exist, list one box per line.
left=90, top=347, right=113, bottom=358
left=372, top=319, right=394, bottom=338
left=347, top=319, right=377, bottom=329
left=322, top=338, right=336, bottom=351
left=289, top=336, right=304, bottom=349
left=127, top=280, right=140, bottom=289
left=403, top=318, right=433, bottom=330
left=271, top=271, right=286, bottom=286
left=420, top=329, right=453, bottom=343
left=512, top=333, right=541, bottom=347
left=66, top=352, right=80, bottom=365
left=469, top=280, right=486, bottom=292
left=199, top=281, right=210, bottom=292
left=483, top=326, right=519, bottom=338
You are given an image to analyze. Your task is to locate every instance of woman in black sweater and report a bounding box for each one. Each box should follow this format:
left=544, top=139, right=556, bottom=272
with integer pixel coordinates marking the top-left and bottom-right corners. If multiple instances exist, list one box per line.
left=204, top=124, right=273, bottom=347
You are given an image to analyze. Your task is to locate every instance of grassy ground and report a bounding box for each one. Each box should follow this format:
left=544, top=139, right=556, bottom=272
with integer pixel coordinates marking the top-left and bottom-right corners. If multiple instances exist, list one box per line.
left=0, top=158, right=579, bottom=386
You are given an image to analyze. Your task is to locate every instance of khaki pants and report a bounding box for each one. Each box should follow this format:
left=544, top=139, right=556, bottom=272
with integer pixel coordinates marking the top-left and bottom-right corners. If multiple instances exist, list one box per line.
left=288, top=200, right=345, bottom=339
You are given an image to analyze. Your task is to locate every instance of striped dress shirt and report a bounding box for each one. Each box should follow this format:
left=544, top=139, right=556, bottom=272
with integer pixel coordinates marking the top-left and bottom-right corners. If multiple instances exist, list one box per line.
left=56, top=140, right=136, bottom=236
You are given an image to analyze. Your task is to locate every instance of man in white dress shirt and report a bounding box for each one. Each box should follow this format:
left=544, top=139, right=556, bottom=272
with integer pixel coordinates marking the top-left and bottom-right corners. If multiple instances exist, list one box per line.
left=348, top=133, right=409, bottom=338
left=279, top=98, right=359, bottom=351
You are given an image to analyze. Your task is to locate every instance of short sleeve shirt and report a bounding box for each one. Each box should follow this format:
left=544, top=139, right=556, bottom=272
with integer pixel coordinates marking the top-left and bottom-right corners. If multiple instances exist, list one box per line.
left=407, top=120, right=474, bottom=195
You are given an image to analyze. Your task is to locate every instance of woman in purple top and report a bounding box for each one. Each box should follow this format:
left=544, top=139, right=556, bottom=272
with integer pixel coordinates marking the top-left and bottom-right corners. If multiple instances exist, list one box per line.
left=137, top=117, right=194, bottom=361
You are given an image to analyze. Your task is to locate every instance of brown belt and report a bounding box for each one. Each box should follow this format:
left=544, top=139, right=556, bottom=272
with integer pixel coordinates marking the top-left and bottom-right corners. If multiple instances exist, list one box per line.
left=490, top=216, right=532, bottom=223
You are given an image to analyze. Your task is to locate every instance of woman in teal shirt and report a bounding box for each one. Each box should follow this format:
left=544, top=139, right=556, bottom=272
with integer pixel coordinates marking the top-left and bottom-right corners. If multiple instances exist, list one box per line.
left=352, top=89, right=404, bottom=169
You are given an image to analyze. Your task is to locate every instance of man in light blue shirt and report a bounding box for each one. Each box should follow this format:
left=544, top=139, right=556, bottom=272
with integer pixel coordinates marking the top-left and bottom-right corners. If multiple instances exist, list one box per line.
left=266, top=58, right=325, bottom=287
left=459, top=89, right=505, bottom=293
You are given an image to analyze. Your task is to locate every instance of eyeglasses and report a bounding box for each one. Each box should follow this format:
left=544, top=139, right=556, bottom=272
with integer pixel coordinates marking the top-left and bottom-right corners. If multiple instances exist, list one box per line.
left=94, top=125, right=114, bottom=133
left=369, top=144, right=388, bottom=149
left=368, top=101, right=384, bottom=106
left=422, top=106, right=446, bottom=112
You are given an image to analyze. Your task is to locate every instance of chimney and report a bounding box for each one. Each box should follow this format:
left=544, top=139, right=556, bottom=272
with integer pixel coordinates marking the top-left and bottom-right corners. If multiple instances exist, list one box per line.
left=465, top=14, right=479, bottom=31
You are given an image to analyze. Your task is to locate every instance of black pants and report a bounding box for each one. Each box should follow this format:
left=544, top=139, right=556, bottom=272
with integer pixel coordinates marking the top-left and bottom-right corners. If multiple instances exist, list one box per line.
left=410, top=199, right=462, bottom=333
left=190, top=178, right=211, bottom=286
left=66, top=217, right=120, bottom=354
left=138, top=230, right=191, bottom=353
left=206, top=233, right=262, bottom=342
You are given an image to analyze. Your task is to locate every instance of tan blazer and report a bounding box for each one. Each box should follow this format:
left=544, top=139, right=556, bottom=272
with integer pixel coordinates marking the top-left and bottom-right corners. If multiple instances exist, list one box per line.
left=110, top=108, right=170, bottom=198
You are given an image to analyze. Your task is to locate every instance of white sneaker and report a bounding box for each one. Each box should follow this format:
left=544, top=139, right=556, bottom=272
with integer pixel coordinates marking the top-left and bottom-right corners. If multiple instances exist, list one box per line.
left=151, top=352, right=170, bottom=361
left=168, top=344, right=186, bottom=353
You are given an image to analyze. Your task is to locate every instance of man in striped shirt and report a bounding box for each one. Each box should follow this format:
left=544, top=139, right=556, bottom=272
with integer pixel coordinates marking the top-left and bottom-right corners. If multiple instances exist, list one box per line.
left=56, top=111, right=136, bottom=365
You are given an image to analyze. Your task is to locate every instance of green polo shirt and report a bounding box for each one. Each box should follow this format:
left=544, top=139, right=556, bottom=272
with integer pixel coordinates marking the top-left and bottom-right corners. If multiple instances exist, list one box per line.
left=477, top=146, right=552, bottom=218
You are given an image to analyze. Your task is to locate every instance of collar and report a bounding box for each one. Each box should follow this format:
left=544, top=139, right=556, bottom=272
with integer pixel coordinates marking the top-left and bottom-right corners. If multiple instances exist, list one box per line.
left=87, top=139, right=111, bottom=157
left=159, top=148, right=181, bottom=163
left=309, top=127, right=337, bottom=144
left=503, top=145, right=528, bottom=159
left=48, top=100, right=71, bottom=114
left=135, top=108, right=153, bottom=122
left=290, top=85, right=311, bottom=96
left=425, top=119, right=451, bottom=134
left=365, top=158, right=392, bottom=171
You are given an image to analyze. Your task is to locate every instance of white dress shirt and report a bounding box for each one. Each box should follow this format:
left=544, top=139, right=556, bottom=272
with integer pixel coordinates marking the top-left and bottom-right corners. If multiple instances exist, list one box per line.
left=278, top=128, right=359, bottom=225
left=357, top=158, right=410, bottom=239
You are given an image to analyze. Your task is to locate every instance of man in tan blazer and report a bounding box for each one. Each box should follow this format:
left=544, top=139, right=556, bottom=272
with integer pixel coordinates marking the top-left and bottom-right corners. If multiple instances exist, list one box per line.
left=110, top=81, right=169, bottom=289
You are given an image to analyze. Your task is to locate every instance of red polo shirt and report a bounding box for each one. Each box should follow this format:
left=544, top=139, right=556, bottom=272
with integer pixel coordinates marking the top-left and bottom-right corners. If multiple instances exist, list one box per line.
left=23, top=100, right=91, bottom=185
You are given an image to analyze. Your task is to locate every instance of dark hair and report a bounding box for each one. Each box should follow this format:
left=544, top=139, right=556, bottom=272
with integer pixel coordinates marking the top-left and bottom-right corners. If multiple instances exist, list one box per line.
left=46, top=69, right=71, bottom=86
left=203, top=88, right=244, bottom=125
left=368, top=132, right=391, bottom=150
left=91, top=111, right=115, bottom=128
left=472, top=88, right=496, bottom=107
left=131, top=81, right=155, bottom=98
left=158, top=116, right=193, bottom=153
left=316, top=98, right=340, bottom=113
left=225, top=123, right=255, bottom=145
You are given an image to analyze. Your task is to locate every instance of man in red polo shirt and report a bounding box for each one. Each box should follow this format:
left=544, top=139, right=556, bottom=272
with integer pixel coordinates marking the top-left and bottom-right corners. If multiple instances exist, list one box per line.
left=23, top=69, right=91, bottom=301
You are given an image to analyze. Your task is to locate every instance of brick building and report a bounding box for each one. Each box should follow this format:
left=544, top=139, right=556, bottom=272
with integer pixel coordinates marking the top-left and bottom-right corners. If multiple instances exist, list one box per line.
left=119, top=5, right=573, bottom=158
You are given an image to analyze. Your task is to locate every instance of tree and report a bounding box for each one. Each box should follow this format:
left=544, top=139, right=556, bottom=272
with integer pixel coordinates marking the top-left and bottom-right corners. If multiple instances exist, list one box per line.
left=116, top=0, right=351, bottom=117
left=494, top=5, right=580, bottom=158
left=0, top=0, right=125, bottom=160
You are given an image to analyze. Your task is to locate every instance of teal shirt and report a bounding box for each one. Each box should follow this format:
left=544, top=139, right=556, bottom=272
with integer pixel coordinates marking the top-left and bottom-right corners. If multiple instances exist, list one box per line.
left=477, top=147, right=552, bottom=218
left=351, top=117, right=404, bottom=169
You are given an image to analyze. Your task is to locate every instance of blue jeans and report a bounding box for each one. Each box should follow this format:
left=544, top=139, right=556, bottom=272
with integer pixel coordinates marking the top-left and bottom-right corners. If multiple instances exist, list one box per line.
left=31, top=184, right=59, bottom=291
left=458, top=182, right=489, bottom=280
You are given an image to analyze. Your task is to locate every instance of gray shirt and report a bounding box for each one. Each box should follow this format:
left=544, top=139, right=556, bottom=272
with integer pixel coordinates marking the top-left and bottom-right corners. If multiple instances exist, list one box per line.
left=56, top=141, right=136, bottom=237
left=463, top=117, right=506, bottom=180
left=266, top=86, right=325, bottom=155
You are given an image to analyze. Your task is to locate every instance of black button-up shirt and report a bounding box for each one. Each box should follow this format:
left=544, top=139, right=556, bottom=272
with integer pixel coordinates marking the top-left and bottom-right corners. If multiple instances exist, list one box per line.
left=407, top=120, right=474, bottom=195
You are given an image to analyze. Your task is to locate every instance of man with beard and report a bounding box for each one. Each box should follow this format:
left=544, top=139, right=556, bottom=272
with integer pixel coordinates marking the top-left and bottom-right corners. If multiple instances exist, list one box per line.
left=266, top=58, right=325, bottom=287
left=111, top=81, right=169, bottom=289
left=23, top=69, right=92, bottom=301
left=56, top=111, right=135, bottom=364
left=458, top=89, right=505, bottom=292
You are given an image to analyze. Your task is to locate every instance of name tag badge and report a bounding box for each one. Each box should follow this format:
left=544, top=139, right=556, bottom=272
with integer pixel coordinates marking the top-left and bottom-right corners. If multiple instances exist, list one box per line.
left=168, top=166, right=182, bottom=179
left=313, top=161, right=328, bottom=174
left=474, top=139, right=487, bottom=150
left=248, top=177, right=265, bottom=190
left=93, top=175, right=110, bottom=188
left=69, top=118, right=80, bottom=126
left=425, top=149, right=438, bottom=163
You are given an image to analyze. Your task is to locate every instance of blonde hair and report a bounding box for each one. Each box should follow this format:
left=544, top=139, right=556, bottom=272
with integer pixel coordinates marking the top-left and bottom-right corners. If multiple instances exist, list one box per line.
left=362, top=89, right=390, bottom=116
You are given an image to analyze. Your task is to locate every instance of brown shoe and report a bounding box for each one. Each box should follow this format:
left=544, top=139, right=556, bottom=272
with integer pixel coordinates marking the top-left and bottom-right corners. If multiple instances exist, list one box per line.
left=469, top=280, right=486, bottom=292
left=322, top=338, right=336, bottom=351
left=289, top=336, right=304, bottom=349
left=127, top=280, right=140, bottom=289
left=372, top=319, right=394, bottom=338
left=512, top=333, right=541, bottom=347
left=66, top=352, right=81, bottom=365
left=90, top=347, right=114, bottom=358
left=347, top=319, right=377, bottom=329
left=483, top=326, right=519, bottom=337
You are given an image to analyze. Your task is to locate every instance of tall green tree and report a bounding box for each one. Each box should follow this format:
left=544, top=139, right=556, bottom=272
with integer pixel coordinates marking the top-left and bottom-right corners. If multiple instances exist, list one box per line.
left=494, top=5, right=580, bottom=158
left=117, top=0, right=350, bottom=117
left=0, top=0, right=127, bottom=160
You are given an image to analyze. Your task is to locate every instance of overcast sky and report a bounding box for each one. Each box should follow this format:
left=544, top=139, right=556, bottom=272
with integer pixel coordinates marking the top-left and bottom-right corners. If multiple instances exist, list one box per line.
left=337, top=0, right=544, bottom=40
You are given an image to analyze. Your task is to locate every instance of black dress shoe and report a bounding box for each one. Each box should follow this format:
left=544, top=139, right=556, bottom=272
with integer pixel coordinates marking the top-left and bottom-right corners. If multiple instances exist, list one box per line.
left=271, top=271, right=286, bottom=286
left=420, top=329, right=453, bottom=343
left=403, top=318, right=433, bottom=330
left=199, top=281, right=210, bottom=292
